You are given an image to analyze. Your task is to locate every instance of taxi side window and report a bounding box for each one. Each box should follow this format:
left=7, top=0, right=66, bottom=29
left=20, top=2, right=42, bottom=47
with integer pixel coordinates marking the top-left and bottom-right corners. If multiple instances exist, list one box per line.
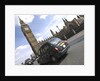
left=40, top=44, right=50, bottom=56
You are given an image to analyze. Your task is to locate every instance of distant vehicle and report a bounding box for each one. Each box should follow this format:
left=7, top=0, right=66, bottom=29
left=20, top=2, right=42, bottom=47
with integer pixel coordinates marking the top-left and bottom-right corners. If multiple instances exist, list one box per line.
left=37, top=37, right=70, bottom=65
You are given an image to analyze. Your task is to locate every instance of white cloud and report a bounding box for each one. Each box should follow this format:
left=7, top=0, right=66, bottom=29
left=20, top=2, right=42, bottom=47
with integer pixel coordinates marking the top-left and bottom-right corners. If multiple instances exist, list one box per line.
left=16, top=45, right=29, bottom=51
left=37, top=36, right=44, bottom=42
left=15, top=15, right=34, bottom=26
left=35, top=33, right=42, bottom=37
left=40, top=15, right=48, bottom=19
left=15, top=44, right=34, bottom=65
left=35, top=33, right=44, bottom=41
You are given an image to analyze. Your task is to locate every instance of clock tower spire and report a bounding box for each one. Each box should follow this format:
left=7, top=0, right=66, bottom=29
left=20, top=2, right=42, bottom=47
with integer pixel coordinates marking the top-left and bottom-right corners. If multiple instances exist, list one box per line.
left=18, top=17, right=40, bottom=56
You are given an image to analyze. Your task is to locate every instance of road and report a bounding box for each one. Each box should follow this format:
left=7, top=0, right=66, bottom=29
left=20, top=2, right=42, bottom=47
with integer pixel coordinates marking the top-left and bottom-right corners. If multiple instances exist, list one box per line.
left=60, top=40, right=84, bottom=65
left=34, top=30, right=84, bottom=65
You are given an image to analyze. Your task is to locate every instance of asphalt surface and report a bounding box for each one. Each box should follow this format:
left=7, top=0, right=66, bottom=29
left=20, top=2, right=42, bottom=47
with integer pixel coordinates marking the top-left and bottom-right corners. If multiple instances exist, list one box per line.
left=60, top=40, right=84, bottom=65
left=34, top=30, right=84, bottom=65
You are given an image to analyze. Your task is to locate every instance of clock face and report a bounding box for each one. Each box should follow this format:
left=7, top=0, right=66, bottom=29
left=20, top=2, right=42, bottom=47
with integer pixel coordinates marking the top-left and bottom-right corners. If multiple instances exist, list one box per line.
left=24, top=27, right=29, bottom=31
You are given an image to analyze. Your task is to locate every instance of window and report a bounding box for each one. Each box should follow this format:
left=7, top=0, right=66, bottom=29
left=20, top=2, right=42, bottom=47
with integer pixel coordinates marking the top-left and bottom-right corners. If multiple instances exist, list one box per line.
left=24, top=27, right=29, bottom=31
left=48, top=38, right=61, bottom=45
left=29, top=38, right=34, bottom=42
left=28, top=33, right=33, bottom=38
left=40, top=48, right=44, bottom=55
left=26, top=33, right=33, bottom=38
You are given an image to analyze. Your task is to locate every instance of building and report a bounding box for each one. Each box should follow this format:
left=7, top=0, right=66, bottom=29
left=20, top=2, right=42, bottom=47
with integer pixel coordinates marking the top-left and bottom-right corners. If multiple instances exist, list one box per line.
left=50, top=15, right=84, bottom=39
left=19, top=17, right=40, bottom=55
left=50, top=29, right=55, bottom=36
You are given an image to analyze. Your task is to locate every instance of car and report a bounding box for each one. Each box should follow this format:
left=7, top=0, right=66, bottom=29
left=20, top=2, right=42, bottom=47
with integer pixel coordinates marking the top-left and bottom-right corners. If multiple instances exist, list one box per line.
left=37, top=37, right=70, bottom=65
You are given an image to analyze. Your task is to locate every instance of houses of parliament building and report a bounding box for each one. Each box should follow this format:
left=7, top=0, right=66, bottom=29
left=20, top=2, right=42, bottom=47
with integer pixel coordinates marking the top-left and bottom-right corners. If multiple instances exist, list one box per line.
left=39, top=15, right=84, bottom=47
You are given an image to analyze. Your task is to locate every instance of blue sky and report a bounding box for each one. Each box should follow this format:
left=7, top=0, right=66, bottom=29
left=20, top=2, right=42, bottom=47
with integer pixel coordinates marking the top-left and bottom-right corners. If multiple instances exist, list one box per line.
left=15, top=15, right=77, bottom=64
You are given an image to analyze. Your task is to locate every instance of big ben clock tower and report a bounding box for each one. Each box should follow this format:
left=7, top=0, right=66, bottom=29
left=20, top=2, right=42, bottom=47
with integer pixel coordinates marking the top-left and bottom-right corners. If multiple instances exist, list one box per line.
left=18, top=17, right=39, bottom=55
